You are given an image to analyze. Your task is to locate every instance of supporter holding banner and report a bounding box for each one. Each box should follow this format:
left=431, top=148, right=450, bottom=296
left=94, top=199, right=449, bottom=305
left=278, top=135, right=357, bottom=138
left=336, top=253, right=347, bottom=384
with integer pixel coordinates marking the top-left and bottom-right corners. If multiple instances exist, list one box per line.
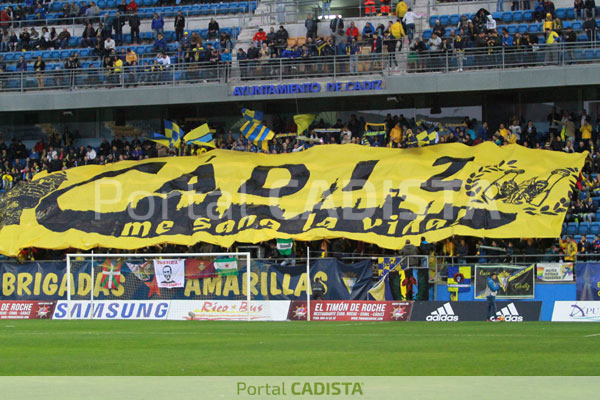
left=474, top=265, right=535, bottom=299
left=536, top=262, right=574, bottom=281
left=0, top=143, right=584, bottom=255
left=575, top=263, right=600, bottom=300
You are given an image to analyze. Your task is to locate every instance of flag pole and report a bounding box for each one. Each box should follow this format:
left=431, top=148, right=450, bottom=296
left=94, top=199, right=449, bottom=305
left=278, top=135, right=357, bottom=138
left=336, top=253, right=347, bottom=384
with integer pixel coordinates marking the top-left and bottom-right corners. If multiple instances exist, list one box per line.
left=90, top=250, right=94, bottom=320
left=306, top=246, right=311, bottom=322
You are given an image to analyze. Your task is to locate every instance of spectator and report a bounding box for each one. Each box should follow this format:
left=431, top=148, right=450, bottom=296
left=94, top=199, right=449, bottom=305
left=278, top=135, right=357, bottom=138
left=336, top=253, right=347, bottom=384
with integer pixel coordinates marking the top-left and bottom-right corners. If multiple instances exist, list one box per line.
left=117, top=0, right=127, bottom=13
left=402, top=8, right=420, bottom=43
left=345, top=21, right=358, bottom=42
left=153, top=33, right=167, bottom=53
left=362, top=21, right=375, bottom=40
left=321, top=0, right=331, bottom=19
left=584, top=15, right=597, bottom=41
left=126, top=0, right=137, bottom=13
left=208, top=18, right=219, bottom=40
left=81, top=23, right=96, bottom=48
left=219, top=31, right=232, bottom=50
left=57, top=27, right=71, bottom=49
left=86, top=1, right=100, bottom=19
left=584, top=0, right=596, bottom=18
left=151, top=13, right=164, bottom=40
left=575, top=0, right=585, bottom=19
left=581, top=117, right=593, bottom=140
left=34, top=55, right=45, bottom=88
left=253, top=28, right=266, bottom=46
left=330, top=15, right=344, bottom=34
left=104, top=35, right=115, bottom=56
left=221, top=48, right=232, bottom=80
left=275, top=25, right=288, bottom=49
left=237, top=48, right=247, bottom=79
left=174, top=11, right=185, bottom=42
left=113, top=11, right=125, bottom=45
left=369, top=32, right=382, bottom=71
left=247, top=41, right=260, bottom=76
left=16, top=55, right=27, bottom=72
left=129, top=10, right=140, bottom=44
left=305, top=13, right=317, bottom=41
left=432, top=19, right=444, bottom=37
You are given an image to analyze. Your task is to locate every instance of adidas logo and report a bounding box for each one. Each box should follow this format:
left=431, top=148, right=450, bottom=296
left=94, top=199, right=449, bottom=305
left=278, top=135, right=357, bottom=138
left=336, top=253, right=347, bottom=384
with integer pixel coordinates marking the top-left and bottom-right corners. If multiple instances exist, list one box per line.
left=493, top=303, right=523, bottom=322
left=426, top=303, right=459, bottom=321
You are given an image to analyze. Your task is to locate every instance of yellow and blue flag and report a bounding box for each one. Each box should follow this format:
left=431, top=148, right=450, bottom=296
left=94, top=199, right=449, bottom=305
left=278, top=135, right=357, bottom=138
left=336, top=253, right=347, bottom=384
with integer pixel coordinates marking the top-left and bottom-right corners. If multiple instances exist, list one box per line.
left=147, top=132, right=171, bottom=149
left=183, top=123, right=216, bottom=148
left=242, top=108, right=264, bottom=122
left=376, top=257, right=403, bottom=276
left=164, top=120, right=183, bottom=148
left=240, top=109, right=273, bottom=150
left=416, top=130, right=438, bottom=147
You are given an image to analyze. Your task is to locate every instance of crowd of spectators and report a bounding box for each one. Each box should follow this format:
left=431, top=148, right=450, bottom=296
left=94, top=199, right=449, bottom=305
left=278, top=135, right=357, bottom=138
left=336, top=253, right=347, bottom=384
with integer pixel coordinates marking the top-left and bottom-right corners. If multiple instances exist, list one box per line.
left=2, top=106, right=599, bottom=262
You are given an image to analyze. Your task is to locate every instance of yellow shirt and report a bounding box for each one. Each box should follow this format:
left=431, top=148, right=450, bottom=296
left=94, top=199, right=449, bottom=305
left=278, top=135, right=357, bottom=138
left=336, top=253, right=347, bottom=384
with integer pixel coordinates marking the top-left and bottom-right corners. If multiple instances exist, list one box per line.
left=391, top=21, right=405, bottom=39
left=395, top=1, right=407, bottom=18
left=390, top=126, right=402, bottom=143
left=546, top=31, right=559, bottom=44
left=543, top=19, right=553, bottom=32
left=506, top=133, right=517, bottom=144
left=498, top=128, right=509, bottom=138
left=114, top=59, right=123, bottom=72
left=580, top=123, right=592, bottom=139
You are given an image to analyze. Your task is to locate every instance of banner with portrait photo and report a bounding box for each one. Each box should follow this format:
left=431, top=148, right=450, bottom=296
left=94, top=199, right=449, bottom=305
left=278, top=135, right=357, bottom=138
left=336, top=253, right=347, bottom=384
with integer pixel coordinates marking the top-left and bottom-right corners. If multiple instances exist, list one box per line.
left=475, top=265, right=535, bottom=299
left=153, top=259, right=185, bottom=288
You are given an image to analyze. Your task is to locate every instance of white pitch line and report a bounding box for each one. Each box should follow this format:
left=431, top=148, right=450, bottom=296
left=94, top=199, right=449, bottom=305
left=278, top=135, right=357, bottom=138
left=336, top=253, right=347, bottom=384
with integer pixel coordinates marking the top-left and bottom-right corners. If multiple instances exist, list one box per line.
left=584, top=333, right=600, bottom=337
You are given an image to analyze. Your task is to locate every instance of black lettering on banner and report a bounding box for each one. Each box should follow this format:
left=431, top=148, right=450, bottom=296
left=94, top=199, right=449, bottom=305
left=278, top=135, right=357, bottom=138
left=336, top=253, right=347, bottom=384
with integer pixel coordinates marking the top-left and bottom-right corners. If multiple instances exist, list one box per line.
left=342, top=160, right=379, bottom=191
left=421, top=156, right=475, bottom=192
left=157, top=164, right=216, bottom=194
left=239, top=164, right=310, bottom=197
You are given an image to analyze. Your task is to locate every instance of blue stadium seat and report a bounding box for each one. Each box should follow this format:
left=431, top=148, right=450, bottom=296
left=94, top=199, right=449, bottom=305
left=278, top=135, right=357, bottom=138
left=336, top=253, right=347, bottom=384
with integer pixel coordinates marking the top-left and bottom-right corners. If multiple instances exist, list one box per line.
left=518, top=24, right=529, bottom=33
left=439, top=15, right=449, bottom=25
left=573, top=49, right=584, bottom=60
left=444, top=27, right=452, bottom=37
left=593, top=197, right=600, bottom=208
left=590, top=222, right=600, bottom=235
left=492, top=11, right=502, bottom=20
left=502, top=12, right=512, bottom=22
left=251, top=1, right=257, bottom=11
left=555, top=8, right=566, bottom=19
left=429, top=16, right=437, bottom=27
left=23, top=52, right=32, bottom=60
left=60, top=50, right=70, bottom=58
left=422, top=29, right=432, bottom=40
left=497, top=24, right=507, bottom=32
left=4, top=52, right=15, bottom=61
left=563, top=20, right=572, bottom=29
left=508, top=24, right=517, bottom=34
left=200, top=4, right=210, bottom=15
left=567, top=7, right=575, bottom=19
left=566, top=222, right=579, bottom=236
left=585, top=49, right=595, bottom=59
left=528, top=23, right=540, bottom=33
left=97, top=0, right=106, bottom=7
left=579, top=222, right=590, bottom=235
left=106, top=0, right=116, bottom=8
left=220, top=3, right=231, bottom=13
left=523, top=10, right=533, bottom=21
left=513, top=11, right=523, bottom=22
left=190, top=4, right=201, bottom=15
left=574, top=235, right=582, bottom=243
left=51, top=1, right=64, bottom=11
left=572, top=21, right=583, bottom=30
left=449, top=14, right=460, bottom=25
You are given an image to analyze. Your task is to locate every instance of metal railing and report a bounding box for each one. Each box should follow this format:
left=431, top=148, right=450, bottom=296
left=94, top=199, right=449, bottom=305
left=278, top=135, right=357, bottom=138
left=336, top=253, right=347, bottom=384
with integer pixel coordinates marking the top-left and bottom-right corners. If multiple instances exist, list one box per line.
left=0, top=42, right=598, bottom=92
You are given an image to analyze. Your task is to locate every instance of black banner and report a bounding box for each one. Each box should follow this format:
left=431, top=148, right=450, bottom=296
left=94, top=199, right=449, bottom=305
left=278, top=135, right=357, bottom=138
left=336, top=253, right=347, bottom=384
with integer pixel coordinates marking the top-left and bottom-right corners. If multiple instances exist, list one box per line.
left=474, top=265, right=535, bottom=299
left=410, top=301, right=541, bottom=322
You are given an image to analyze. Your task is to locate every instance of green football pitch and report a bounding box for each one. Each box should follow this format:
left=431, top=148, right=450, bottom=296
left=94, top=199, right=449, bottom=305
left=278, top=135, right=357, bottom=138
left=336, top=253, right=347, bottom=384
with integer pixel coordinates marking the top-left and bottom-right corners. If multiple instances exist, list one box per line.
left=1, top=320, right=598, bottom=376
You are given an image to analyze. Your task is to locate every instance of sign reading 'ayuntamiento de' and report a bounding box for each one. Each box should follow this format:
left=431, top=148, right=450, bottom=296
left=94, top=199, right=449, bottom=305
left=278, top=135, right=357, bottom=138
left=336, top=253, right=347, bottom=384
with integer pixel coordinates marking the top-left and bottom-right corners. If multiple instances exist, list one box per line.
left=231, top=80, right=384, bottom=96
left=0, top=143, right=585, bottom=255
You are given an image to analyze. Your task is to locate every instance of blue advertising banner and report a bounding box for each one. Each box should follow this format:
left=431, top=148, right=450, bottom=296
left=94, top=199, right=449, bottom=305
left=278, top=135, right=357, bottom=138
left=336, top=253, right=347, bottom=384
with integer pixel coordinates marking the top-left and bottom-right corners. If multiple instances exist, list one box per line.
left=0, top=258, right=373, bottom=301
left=0, top=262, right=68, bottom=300
left=575, top=263, right=600, bottom=301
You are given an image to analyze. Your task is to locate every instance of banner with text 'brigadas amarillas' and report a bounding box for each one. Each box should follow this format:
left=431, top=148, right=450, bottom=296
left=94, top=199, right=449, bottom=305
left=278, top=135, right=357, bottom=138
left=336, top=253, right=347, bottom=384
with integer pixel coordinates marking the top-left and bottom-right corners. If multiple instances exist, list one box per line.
left=0, top=143, right=586, bottom=255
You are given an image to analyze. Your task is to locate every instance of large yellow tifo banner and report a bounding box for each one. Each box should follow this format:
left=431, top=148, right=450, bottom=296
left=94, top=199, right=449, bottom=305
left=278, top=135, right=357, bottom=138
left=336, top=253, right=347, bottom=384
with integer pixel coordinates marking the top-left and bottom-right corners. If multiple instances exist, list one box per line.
left=0, top=143, right=586, bottom=255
